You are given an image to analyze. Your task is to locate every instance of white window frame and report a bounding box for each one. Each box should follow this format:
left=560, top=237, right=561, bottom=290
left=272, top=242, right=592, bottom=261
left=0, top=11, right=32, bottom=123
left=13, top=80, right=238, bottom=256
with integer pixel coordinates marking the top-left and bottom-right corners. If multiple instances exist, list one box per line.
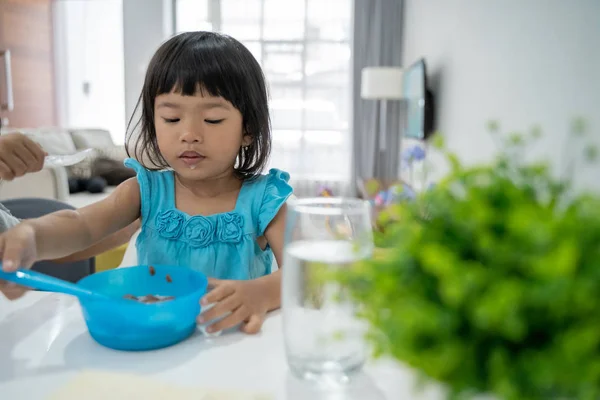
left=175, top=0, right=353, bottom=183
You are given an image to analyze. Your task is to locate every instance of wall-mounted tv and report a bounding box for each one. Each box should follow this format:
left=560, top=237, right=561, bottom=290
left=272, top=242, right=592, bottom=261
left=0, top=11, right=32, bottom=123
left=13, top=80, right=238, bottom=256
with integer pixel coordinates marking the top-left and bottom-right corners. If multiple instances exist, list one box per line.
left=402, top=58, right=435, bottom=140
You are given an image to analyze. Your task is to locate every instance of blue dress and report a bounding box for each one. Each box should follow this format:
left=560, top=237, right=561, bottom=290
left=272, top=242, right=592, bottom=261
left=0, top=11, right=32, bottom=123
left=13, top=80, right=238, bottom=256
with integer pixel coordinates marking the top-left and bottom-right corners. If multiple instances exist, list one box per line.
left=124, top=159, right=293, bottom=280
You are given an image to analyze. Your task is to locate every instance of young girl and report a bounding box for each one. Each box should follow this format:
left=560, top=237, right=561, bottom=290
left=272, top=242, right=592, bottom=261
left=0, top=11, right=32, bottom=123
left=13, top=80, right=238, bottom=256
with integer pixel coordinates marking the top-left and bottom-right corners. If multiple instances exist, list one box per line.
left=0, top=31, right=292, bottom=335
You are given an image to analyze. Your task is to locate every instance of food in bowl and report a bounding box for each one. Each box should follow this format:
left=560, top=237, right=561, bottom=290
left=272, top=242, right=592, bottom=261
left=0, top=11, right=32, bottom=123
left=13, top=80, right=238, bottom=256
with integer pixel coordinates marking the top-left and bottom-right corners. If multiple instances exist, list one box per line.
left=123, top=294, right=175, bottom=304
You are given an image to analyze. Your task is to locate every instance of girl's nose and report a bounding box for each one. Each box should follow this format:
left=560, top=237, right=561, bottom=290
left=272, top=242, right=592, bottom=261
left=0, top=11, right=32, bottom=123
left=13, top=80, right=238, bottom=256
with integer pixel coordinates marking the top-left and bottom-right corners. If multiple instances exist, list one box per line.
left=180, top=126, right=203, bottom=144
left=181, top=134, right=199, bottom=143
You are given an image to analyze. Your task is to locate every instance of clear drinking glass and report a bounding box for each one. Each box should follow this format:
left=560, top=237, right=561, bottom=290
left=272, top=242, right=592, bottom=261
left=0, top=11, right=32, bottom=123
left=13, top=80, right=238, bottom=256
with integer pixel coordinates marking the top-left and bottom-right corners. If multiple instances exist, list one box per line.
left=282, top=198, right=374, bottom=381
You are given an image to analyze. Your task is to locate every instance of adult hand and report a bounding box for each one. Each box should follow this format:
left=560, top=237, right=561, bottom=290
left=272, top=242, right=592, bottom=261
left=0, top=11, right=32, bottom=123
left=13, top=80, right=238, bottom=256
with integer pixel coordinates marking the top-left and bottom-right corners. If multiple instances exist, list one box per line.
left=0, top=133, right=47, bottom=180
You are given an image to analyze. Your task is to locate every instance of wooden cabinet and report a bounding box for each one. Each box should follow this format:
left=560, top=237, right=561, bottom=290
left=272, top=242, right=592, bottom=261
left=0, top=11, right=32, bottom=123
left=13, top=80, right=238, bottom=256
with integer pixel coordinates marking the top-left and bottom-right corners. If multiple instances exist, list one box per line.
left=0, top=0, right=56, bottom=128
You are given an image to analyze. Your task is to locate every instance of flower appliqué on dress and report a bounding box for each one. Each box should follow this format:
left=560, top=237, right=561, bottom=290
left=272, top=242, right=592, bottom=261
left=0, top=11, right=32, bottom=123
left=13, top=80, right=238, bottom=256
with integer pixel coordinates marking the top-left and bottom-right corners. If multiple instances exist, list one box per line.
left=155, top=210, right=185, bottom=239
left=217, top=213, right=244, bottom=243
left=155, top=209, right=244, bottom=247
left=183, top=217, right=215, bottom=248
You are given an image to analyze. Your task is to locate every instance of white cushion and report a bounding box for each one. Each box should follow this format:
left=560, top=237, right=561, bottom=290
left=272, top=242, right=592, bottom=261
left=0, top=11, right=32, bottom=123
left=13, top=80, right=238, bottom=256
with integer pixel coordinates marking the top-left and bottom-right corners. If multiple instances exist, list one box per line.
left=24, top=128, right=77, bottom=155
left=70, top=128, right=115, bottom=150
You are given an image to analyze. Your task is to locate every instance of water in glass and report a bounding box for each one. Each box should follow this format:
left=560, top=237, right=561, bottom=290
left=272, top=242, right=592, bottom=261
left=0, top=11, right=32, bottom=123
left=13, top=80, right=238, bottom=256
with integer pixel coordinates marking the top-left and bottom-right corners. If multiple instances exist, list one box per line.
left=282, top=198, right=373, bottom=381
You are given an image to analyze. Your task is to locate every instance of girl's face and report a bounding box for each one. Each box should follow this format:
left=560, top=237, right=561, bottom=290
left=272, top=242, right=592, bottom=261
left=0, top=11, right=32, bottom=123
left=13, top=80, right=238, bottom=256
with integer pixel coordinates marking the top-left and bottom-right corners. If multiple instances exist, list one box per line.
left=154, top=91, right=251, bottom=181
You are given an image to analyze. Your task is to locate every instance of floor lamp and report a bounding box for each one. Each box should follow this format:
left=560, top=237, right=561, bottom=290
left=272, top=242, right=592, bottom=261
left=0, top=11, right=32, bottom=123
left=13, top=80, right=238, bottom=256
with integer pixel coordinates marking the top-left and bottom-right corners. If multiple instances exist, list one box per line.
left=360, top=66, right=404, bottom=179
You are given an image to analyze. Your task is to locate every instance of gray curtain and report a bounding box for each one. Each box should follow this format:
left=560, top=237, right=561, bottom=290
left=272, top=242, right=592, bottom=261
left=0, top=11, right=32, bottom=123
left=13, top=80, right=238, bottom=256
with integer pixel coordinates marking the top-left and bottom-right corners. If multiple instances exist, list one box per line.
left=352, top=0, right=404, bottom=187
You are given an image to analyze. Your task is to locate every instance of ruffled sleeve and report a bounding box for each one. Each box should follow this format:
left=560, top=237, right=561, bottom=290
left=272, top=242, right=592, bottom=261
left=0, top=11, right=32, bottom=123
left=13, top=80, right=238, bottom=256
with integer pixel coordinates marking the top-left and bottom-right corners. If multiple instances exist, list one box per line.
left=124, top=158, right=151, bottom=225
left=257, top=168, right=293, bottom=236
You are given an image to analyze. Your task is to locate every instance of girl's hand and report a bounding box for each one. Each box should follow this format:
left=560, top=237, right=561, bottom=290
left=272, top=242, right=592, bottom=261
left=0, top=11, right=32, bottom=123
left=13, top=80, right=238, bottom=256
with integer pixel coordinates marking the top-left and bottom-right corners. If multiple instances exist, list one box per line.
left=197, top=278, right=272, bottom=334
left=0, top=223, right=38, bottom=300
left=0, top=280, right=28, bottom=300
left=197, top=203, right=286, bottom=335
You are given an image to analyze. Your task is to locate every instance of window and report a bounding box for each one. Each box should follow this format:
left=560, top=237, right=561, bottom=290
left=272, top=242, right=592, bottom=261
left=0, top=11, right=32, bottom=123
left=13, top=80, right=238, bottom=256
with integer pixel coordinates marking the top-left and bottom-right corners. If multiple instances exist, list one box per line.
left=176, top=0, right=353, bottom=189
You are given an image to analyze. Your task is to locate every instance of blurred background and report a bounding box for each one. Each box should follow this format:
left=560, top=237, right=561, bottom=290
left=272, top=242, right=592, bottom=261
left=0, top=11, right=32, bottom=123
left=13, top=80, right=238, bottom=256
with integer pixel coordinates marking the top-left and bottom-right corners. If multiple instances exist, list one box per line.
left=0, top=0, right=598, bottom=204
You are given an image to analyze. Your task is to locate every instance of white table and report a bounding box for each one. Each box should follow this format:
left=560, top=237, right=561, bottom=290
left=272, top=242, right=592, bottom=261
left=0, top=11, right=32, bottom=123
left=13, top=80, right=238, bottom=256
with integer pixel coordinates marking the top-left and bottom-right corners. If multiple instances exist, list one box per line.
left=0, top=242, right=445, bottom=399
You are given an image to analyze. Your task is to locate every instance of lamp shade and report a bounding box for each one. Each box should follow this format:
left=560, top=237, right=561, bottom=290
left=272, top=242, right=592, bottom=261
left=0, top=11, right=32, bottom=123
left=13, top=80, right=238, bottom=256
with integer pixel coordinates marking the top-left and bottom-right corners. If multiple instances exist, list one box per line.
left=360, top=67, right=403, bottom=100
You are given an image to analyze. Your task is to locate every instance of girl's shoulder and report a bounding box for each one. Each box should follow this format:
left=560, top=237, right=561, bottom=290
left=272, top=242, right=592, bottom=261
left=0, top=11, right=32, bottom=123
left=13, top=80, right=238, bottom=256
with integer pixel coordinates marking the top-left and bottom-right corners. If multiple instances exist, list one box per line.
left=241, top=169, right=293, bottom=236
left=123, top=158, right=173, bottom=188
left=244, top=168, right=290, bottom=191
left=124, top=158, right=174, bottom=222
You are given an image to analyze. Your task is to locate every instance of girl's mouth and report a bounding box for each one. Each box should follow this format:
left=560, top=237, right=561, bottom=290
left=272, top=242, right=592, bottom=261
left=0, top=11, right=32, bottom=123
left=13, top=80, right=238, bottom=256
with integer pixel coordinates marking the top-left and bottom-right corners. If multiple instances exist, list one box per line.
left=179, top=151, right=205, bottom=168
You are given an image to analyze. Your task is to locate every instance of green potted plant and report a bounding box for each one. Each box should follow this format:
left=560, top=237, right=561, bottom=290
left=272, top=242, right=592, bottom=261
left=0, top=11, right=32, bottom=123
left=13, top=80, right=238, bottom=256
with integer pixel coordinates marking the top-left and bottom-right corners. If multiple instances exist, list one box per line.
left=338, top=120, right=600, bottom=399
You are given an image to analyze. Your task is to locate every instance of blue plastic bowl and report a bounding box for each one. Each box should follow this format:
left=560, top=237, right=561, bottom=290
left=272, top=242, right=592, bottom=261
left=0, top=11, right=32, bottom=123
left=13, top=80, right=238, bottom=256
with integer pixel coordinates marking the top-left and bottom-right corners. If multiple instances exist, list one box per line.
left=76, top=265, right=208, bottom=351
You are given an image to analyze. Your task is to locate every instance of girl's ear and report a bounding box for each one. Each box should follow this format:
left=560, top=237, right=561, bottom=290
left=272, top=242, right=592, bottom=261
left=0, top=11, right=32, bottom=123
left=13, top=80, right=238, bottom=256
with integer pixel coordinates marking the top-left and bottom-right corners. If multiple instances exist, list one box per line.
left=242, top=134, right=252, bottom=148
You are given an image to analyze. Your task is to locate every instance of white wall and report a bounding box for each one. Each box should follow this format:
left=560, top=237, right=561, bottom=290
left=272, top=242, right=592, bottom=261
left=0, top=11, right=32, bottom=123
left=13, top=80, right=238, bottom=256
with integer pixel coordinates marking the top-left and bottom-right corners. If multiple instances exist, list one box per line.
left=402, top=0, right=600, bottom=190
left=54, top=0, right=173, bottom=145
left=122, top=0, right=173, bottom=126
left=53, top=0, right=126, bottom=144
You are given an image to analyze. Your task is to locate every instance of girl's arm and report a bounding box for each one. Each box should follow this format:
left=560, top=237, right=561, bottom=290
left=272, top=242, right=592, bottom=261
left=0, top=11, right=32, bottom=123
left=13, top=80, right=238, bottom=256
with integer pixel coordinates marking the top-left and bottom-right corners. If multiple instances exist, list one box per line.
left=259, top=203, right=287, bottom=311
left=50, top=219, right=141, bottom=264
left=2, top=178, right=140, bottom=268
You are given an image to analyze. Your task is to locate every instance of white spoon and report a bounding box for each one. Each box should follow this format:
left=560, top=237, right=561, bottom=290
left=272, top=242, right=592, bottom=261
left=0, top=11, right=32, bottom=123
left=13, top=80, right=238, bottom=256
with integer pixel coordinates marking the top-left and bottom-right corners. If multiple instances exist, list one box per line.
left=44, top=148, right=94, bottom=168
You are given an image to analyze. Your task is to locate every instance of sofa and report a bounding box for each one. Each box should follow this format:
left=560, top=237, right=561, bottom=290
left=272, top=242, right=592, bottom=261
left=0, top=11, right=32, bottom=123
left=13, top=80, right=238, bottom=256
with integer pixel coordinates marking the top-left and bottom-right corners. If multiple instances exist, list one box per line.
left=0, top=127, right=121, bottom=204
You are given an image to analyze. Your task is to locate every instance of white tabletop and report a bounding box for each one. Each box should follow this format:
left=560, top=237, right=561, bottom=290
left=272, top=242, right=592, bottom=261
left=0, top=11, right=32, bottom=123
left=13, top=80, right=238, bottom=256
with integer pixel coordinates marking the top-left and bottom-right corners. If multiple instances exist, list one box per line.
left=0, top=242, right=445, bottom=399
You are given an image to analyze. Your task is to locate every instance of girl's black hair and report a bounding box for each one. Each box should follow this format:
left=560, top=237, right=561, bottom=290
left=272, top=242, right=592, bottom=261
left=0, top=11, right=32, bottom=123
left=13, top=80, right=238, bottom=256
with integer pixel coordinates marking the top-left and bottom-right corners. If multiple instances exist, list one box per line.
left=126, top=31, right=271, bottom=179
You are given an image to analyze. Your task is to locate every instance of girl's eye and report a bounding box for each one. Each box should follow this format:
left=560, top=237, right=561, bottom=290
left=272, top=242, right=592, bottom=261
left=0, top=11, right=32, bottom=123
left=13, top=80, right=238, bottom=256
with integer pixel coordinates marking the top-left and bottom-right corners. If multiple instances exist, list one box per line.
left=163, top=118, right=180, bottom=124
left=205, top=119, right=225, bottom=125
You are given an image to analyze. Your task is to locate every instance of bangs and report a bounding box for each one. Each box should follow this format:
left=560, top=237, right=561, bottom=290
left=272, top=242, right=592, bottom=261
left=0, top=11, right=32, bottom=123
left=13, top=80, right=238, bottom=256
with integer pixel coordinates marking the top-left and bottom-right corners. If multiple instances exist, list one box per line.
left=147, top=32, right=252, bottom=113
